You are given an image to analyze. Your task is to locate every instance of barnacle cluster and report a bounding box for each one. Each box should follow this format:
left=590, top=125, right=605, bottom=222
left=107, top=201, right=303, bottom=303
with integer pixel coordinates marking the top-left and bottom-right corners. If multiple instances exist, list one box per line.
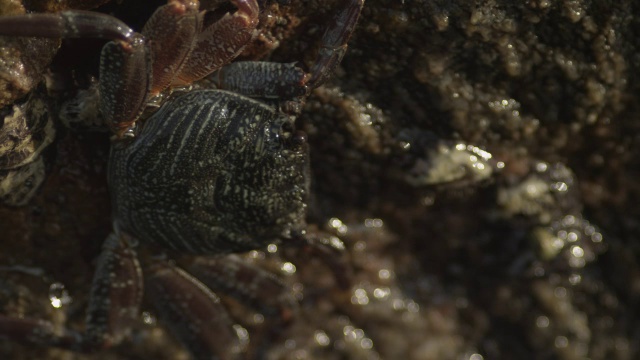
left=0, top=91, right=55, bottom=206
left=0, top=2, right=59, bottom=206
left=2, top=0, right=640, bottom=359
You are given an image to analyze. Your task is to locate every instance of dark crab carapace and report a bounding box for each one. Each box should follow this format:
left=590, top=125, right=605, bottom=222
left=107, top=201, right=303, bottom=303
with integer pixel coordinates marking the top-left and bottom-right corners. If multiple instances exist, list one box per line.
left=0, top=0, right=364, bottom=358
left=110, top=90, right=310, bottom=254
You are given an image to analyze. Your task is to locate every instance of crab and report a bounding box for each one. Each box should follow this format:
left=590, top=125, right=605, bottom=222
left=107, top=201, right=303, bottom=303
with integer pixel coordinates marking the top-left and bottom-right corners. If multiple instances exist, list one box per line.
left=0, top=0, right=364, bottom=358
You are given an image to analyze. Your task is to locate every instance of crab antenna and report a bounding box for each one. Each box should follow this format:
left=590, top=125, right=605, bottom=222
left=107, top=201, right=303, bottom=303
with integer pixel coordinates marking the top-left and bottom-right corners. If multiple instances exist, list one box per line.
left=0, top=10, right=134, bottom=43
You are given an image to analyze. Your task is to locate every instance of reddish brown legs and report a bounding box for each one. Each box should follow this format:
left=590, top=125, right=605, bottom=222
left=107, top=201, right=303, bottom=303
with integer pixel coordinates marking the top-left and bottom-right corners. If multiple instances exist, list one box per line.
left=144, top=255, right=301, bottom=360
left=144, top=260, right=241, bottom=360
left=206, top=62, right=309, bottom=99
left=207, top=0, right=365, bottom=98
left=184, top=255, right=297, bottom=321
left=0, top=0, right=260, bottom=135
left=307, top=0, right=365, bottom=89
left=173, top=0, right=260, bottom=85
left=142, top=0, right=201, bottom=95
left=0, top=234, right=250, bottom=359
left=0, top=234, right=142, bottom=352
left=182, top=255, right=298, bottom=358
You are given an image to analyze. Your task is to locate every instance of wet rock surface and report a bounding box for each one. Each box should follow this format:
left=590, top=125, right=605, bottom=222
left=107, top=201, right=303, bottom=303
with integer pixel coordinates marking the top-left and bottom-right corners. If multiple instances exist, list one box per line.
left=1, top=0, right=640, bottom=359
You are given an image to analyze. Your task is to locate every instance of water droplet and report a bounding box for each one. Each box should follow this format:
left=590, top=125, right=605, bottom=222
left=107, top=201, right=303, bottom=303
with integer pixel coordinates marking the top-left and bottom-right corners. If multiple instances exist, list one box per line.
left=536, top=316, right=550, bottom=328
left=351, top=288, right=370, bottom=305
left=343, top=325, right=356, bottom=340
left=328, top=236, right=345, bottom=250
left=569, top=273, right=582, bottom=285
left=553, top=287, right=567, bottom=298
left=233, top=324, right=250, bottom=345
left=562, top=215, right=576, bottom=226
left=555, top=336, right=569, bottom=348
left=360, top=337, right=373, bottom=349
left=570, top=245, right=584, bottom=258
left=281, top=262, right=296, bottom=274
left=329, top=217, right=343, bottom=228
left=378, top=269, right=391, bottom=279
left=141, top=311, right=156, bottom=325
left=48, top=282, right=71, bottom=309
left=373, top=287, right=390, bottom=299
left=406, top=300, right=420, bottom=313
left=328, top=217, right=348, bottom=234
left=314, top=330, right=330, bottom=346
left=364, top=218, right=384, bottom=228
left=592, top=232, right=603, bottom=243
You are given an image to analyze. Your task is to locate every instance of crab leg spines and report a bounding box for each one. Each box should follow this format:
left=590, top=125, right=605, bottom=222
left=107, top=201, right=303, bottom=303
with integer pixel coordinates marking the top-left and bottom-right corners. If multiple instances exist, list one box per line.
left=144, top=261, right=241, bottom=360
left=207, top=62, right=308, bottom=99
left=99, top=35, right=152, bottom=135
left=142, top=0, right=200, bottom=95
left=173, top=0, right=260, bottom=85
left=83, top=233, right=143, bottom=350
left=307, top=0, right=365, bottom=90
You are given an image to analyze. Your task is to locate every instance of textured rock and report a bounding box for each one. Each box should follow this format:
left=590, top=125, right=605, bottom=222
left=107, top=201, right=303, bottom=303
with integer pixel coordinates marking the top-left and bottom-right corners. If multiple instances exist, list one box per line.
left=1, top=0, right=639, bottom=359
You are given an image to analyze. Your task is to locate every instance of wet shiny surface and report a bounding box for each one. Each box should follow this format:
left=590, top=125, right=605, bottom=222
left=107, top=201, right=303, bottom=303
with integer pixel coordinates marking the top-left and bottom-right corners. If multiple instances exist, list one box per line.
left=2, top=0, right=640, bottom=359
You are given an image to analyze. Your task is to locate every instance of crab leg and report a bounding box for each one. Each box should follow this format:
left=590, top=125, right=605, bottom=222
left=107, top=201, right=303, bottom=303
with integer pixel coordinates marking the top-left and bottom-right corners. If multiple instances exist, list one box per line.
left=82, top=233, right=143, bottom=349
left=0, top=9, right=147, bottom=134
left=204, top=62, right=308, bottom=99
left=183, top=255, right=297, bottom=359
left=183, top=254, right=297, bottom=321
left=203, top=0, right=364, bottom=98
left=289, top=231, right=352, bottom=290
left=173, top=0, right=260, bottom=85
left=97, top=35, right=152, bottom=135
left=99, top=0, right=204, bottom=133
left=0, top=233, right=143, bottom=351
left=144, top=260, right=241, bottom=360
left=307, top=0, right=365, bottom=89
left=142, top=0, right=201, bottom=95
left=0, top=11, right=134, bottom=41
left=0, top=1, right=202, bottom=134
